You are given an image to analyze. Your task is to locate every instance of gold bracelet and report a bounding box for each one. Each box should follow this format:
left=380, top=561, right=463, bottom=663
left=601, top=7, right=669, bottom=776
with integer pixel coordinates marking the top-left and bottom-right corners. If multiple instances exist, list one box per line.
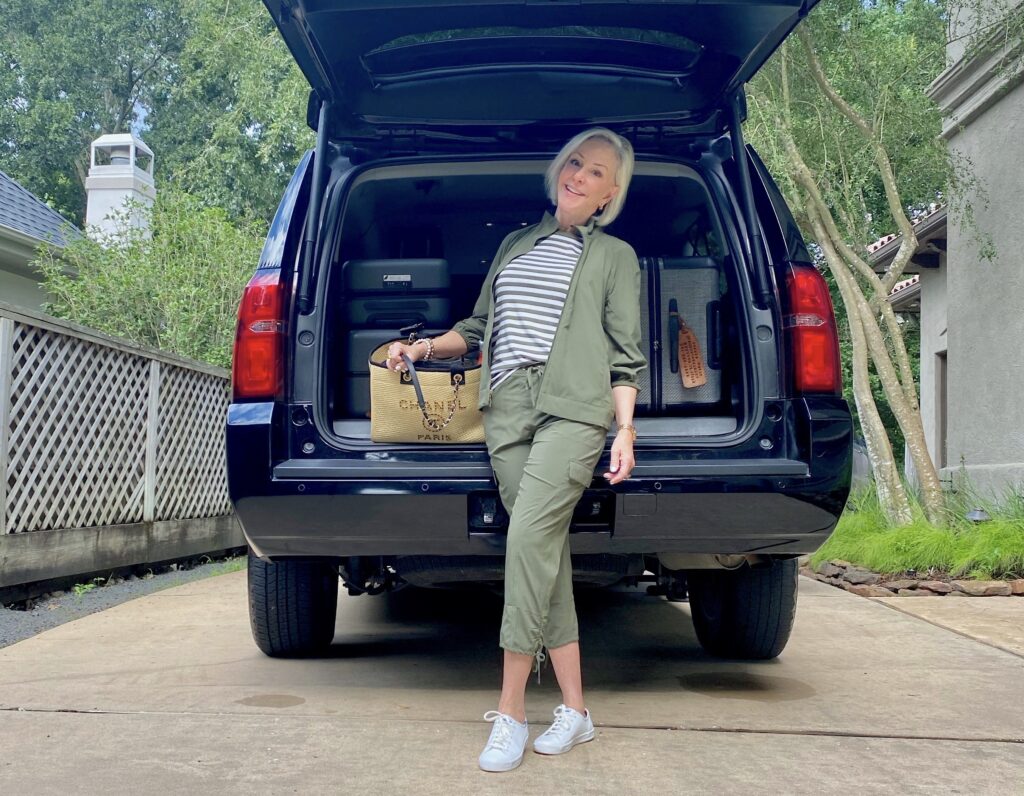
left=617, top=424, right=637, bottom=442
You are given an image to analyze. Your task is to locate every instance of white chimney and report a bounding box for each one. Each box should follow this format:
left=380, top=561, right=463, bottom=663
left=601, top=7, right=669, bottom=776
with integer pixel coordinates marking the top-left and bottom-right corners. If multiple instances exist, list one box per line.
left=85, top=133, right=156, bottom=243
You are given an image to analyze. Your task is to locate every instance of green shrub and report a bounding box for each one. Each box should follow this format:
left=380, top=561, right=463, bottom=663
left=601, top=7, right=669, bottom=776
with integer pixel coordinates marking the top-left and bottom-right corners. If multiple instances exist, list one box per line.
left=35, top=190, right=264, bottom=368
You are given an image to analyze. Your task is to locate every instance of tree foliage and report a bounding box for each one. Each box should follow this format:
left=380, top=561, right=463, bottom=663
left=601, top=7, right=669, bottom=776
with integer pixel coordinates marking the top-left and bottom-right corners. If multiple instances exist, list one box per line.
left=0, top=0, right=186, bottom=224
left=0, top=0, right=312, bottom=227
left=34, top=191, right=263, bottom=367
left=748, top=1, right=950, bottom=413
left=749, top=0, right=950, bottom=247
left=143, top=0, right=313, bottom=223
left=746, top=0, right=955, bottom=524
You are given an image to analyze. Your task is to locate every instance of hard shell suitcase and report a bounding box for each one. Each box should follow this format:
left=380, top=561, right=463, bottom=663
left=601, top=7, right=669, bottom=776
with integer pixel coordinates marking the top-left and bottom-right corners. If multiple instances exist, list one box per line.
left=636, top=256, right=723, bottom=413
left=342, top=258, right=451, bottom=327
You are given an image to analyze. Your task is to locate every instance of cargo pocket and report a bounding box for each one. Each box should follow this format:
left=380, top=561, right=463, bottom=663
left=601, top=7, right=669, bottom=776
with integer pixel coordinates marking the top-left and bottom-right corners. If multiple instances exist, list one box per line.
left=568, top=458, right=594, bottom=488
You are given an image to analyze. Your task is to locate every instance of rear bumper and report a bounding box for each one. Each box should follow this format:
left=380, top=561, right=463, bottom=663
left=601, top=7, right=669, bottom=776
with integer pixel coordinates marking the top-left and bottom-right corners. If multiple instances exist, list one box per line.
left=227, top=398, right=852, bottom=560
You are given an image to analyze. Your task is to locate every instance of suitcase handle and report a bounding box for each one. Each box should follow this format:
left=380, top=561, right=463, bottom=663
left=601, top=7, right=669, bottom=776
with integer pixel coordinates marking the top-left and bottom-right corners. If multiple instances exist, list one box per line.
left=668, top=298, right=680, bottom=374
left=706, top=301, right=721, bottom=370
left=362, top=298, right=429, bottom=310
left=366, top=312, right=428, bottom=326
left=400, top=322, right=425, bottom=342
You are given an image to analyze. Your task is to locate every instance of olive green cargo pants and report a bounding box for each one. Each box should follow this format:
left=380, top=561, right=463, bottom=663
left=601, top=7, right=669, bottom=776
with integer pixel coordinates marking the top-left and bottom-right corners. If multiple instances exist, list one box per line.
left=483, top=365, right=607, bottom=656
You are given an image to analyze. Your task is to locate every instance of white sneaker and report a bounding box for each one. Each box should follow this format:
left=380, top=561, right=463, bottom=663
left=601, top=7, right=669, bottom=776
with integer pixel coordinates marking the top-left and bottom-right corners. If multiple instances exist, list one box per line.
left=533, top=705, right=595, bottom=755
left=478, top=711, right=529, bottom=772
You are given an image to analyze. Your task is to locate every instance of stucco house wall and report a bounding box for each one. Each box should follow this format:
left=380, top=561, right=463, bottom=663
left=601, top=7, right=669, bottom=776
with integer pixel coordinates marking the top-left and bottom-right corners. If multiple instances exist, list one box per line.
left=0, top=268, right=49, bottom=309
left=929, top=9, right=1024, bottom=495
left=944, top=80, right=1024, bottom=490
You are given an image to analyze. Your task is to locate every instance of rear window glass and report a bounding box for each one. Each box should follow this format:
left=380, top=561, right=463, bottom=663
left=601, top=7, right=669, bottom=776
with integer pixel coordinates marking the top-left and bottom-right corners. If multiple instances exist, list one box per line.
left=372, top=26, right=701, bottom=55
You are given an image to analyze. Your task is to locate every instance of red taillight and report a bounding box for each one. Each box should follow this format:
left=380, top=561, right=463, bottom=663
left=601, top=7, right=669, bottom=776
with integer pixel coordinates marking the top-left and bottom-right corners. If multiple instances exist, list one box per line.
left=232, top=269, right=286, bottom=400
left=784, top=264, right=842, bottom=395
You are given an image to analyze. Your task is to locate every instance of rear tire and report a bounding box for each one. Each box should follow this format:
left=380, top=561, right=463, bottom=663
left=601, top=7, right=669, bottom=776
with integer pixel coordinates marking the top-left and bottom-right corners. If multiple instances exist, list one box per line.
left=687, top=558, right=798, bottom=660
left=247, top=549, right=339, bottom=657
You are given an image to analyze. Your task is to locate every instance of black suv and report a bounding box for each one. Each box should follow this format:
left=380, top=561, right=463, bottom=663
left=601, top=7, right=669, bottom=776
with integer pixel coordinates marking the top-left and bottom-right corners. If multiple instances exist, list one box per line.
left=228, top=0, right=851, bottom=661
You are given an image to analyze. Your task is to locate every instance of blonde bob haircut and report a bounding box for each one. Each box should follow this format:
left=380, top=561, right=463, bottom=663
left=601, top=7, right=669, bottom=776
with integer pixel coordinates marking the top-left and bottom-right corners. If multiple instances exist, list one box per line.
left=544, top=127, right=635, bottom=227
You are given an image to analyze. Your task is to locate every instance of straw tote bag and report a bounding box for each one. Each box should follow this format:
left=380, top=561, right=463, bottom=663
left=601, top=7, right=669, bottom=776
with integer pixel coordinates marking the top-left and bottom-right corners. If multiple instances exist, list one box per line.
left=368, top=341, right=485, bottom=443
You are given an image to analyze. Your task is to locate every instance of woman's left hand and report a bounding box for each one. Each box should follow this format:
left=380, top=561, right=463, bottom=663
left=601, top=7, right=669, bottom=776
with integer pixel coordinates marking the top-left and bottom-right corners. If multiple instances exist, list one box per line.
left=603, top=430, right=635, bottom=485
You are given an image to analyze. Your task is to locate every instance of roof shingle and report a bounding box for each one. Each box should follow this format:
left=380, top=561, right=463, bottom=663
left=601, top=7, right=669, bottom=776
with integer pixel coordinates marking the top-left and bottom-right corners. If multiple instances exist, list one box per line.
left=0, top=170, right=81, bottom=247
left=889, top=275, right=920, bottom=296
left=866, top=204, right=946, bottom=255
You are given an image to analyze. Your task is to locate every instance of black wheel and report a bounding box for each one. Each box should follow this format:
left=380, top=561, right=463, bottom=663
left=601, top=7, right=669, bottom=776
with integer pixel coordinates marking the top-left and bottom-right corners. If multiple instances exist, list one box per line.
left=247, top=549, right=339, bottom=657
left=687, top=558, right=798, bottom=660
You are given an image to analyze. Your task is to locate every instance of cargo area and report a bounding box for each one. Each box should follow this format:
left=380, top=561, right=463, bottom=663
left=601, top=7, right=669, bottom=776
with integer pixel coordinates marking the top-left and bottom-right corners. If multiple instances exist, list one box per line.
left=316, top=159, right=763, bottom=443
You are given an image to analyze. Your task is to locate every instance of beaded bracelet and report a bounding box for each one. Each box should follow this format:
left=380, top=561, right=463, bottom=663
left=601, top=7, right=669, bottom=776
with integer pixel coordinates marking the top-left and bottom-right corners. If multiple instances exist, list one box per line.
left=416, top=337, right=434, bottom=361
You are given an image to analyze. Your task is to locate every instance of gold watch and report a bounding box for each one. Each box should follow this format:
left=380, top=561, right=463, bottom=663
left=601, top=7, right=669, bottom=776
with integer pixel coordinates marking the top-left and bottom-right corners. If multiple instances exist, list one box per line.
left=617, top=424, right=637, bottom=442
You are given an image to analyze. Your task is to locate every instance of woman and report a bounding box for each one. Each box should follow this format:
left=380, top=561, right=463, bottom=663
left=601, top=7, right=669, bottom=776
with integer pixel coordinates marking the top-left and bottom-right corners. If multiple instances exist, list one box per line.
left=385, top=128, right=645, bottom=772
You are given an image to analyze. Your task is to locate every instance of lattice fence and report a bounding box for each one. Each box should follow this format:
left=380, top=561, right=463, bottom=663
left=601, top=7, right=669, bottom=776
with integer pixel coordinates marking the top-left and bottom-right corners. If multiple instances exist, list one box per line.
left=0, top=306, right=230, bottom=535
left=155, top=364, right=231, bottom=520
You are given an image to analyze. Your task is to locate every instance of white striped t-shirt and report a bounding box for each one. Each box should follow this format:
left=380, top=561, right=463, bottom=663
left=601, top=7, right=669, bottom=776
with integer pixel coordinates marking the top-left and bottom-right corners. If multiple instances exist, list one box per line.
left=490, top=231, right=583, bottom=391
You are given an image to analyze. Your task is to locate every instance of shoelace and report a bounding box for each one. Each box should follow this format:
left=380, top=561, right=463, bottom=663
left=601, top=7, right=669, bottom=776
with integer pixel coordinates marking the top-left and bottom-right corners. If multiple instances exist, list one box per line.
left=546, top=705, right=576, bottom=736
left=482, top=711, right=519, bottom=752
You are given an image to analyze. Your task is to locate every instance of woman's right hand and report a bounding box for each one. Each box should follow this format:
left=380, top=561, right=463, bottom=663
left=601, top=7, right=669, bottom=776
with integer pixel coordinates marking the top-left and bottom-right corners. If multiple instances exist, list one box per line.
left=385, top=341, right=424, bottom=372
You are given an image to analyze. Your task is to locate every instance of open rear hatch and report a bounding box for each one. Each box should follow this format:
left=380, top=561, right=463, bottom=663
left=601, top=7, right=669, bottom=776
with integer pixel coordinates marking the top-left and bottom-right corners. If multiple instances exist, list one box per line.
left=257, top=0, right=825, bottom=457
left=262, top=0, right=820, bottom=142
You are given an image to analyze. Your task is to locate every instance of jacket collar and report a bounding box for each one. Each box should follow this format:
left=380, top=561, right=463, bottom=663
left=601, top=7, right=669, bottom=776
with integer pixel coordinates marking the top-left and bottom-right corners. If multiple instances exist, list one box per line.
left=534, top=210, right=602, bottom=244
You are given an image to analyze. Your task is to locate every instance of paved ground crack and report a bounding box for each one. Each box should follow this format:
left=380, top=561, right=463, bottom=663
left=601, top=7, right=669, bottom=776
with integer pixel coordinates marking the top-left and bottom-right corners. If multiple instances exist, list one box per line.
left=2, top=706, right=1022, bottom=745
left=871, top=598, right=1024, bottom=661
left=598, top=721, right=1024, bottom=745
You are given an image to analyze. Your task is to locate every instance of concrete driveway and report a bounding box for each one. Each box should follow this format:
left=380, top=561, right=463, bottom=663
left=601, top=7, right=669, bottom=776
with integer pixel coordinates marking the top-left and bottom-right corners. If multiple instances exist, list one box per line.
left=0, top=572, right=1021, bottom=794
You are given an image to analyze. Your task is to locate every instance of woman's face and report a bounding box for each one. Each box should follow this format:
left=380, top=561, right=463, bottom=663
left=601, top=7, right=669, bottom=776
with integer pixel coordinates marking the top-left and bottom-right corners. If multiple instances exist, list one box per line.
left=556, top=139, right=620, bottom=221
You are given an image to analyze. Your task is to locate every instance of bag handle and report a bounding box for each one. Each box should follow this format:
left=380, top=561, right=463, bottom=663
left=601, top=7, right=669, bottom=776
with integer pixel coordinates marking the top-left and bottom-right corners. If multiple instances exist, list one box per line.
left=400, top=354, right=465, bottom=432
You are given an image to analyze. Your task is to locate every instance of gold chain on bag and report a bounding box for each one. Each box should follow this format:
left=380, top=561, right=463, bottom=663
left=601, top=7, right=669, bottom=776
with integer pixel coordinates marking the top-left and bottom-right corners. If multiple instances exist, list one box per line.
left=420, top=373, right=463, bottom=431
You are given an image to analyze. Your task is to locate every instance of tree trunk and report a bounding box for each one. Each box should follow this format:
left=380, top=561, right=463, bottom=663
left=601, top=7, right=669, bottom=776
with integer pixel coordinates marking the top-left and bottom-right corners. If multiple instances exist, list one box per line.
left=782, top=35, right=947, bottom=524
left=806, top=205, right=914, bottom=525
left=778, top=132, right=910, bottom=522
left=787, top=147, right=946, bottom=522
left=840, top=259, right=946, bottom=522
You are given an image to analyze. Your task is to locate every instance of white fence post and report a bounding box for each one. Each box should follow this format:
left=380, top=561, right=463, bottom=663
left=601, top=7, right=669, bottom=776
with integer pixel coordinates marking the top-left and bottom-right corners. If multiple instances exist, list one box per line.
left=0, top=317, right=13, bottom=535
left=143, top=359, right=161, bottom=522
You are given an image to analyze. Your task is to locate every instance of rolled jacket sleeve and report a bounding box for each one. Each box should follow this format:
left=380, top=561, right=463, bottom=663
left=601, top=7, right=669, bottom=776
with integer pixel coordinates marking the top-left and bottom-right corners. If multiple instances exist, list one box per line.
left=451, top=296, right=487, bottom=353
left=604, top=244, right=647, bottom=390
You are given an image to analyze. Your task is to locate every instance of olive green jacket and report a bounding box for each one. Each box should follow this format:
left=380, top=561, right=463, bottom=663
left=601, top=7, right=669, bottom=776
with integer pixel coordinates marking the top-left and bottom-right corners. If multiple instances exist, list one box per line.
left=452, top=211, right=647, bottom=429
